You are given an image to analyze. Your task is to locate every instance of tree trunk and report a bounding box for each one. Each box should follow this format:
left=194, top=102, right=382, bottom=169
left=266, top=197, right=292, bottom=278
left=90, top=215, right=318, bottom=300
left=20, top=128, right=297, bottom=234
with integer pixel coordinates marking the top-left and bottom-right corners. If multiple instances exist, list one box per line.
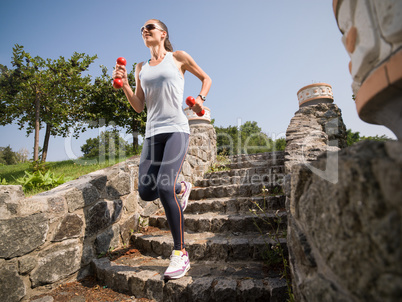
left=34, top=91, right=40, bottom=161
left=131, top=119, right=139, bottom=154
left=133, top=134, right=139, bottom=154
left=42, top=123, right=51, bottom=162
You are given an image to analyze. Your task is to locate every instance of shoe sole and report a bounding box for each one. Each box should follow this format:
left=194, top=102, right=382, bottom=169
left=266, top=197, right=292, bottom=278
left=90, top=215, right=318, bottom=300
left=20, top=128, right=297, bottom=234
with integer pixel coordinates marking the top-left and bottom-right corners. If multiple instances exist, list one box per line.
left=164, top=263, right=191, bottom=280
left=181, top=182, right=192, bottom=212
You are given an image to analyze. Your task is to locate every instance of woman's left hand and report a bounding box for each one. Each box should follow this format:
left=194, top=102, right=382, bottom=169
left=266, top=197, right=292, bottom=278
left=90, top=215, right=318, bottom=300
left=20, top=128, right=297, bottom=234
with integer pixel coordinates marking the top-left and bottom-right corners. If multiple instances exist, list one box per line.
left=191, top=96, right=204, bottom=114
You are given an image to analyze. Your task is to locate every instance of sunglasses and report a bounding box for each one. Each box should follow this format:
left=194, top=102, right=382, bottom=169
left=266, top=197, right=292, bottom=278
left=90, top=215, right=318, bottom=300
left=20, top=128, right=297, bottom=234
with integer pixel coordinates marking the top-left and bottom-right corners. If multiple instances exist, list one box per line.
left=140, top=24, right=165, bottom=34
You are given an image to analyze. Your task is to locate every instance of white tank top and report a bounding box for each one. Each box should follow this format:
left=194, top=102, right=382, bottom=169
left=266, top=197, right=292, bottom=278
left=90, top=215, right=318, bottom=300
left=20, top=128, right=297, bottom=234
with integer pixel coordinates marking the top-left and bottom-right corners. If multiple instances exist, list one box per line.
left=139, top=52, right=190, bottom=138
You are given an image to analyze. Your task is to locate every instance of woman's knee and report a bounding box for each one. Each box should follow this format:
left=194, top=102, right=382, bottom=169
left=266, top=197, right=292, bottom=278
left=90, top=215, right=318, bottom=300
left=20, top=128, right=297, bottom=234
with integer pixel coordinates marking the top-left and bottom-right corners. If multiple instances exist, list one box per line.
left=156, top=183, right=175, bottom=200
left=138, top=173, right=157, bottom=200
left=138, top=183, right=158, bottom=201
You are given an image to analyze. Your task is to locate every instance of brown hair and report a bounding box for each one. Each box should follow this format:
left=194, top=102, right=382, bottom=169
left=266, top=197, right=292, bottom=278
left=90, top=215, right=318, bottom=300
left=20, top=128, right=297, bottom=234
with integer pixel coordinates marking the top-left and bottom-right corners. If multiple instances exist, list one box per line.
left=153, top=19, right=173, bottom=52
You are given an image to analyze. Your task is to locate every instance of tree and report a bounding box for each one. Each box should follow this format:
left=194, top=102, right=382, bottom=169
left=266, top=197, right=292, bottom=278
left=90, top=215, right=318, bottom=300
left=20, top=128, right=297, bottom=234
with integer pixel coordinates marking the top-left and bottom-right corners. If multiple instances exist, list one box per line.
left=85, top=65, right=146, bottom=154
left=80, top=129, right=131, bottom=159
left=214, top=121, right=285, bottom=155
left=346, top=129, right=392, bottom=146
left=16, top=148, right=29, bottom=163
left=0, top=44, right=97, bottom=162
left=346, top=129, right=361, bottom=146
left=1, top=146, right=17, bottom=165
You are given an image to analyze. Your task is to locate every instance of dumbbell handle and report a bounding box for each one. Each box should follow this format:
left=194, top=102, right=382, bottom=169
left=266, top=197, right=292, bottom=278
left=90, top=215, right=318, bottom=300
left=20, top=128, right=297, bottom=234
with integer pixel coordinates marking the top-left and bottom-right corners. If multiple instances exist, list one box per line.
left=113, top=57, right=127, bottom=89
left=186, top=96, right=205, bottom=117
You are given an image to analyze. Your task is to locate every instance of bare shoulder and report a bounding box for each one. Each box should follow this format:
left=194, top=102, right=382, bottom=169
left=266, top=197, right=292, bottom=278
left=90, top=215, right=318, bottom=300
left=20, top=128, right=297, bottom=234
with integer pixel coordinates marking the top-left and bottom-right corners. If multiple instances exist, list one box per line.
left=135, top=61, right=144, bottom=71
left=173, top=50, right=191, bottom=63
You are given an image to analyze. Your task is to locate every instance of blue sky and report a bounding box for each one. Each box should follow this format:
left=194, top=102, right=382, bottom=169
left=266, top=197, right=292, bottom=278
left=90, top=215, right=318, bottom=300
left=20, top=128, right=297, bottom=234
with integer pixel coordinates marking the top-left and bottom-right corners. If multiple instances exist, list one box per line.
left=0, top=0, right=396, bottom=161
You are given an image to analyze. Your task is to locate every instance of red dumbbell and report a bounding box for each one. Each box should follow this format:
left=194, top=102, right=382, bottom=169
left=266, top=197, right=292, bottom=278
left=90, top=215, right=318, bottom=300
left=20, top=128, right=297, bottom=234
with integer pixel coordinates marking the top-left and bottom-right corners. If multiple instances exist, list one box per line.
left=113, top=57, right=127, bottom=89
left=186, top=96, right=205, bottom=117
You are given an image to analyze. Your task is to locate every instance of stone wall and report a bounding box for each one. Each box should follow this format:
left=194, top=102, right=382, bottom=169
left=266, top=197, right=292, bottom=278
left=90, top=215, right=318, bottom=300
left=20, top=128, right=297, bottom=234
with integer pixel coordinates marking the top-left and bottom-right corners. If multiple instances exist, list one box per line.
left=285, top=102, right=347, bottom=173
left=182, top=123, right=217, bottom=184
left=286, top=140, right=402, bottom=302
left=0, top=157, right=147, bottom=302
left=0, top=123, right=216, bottom=302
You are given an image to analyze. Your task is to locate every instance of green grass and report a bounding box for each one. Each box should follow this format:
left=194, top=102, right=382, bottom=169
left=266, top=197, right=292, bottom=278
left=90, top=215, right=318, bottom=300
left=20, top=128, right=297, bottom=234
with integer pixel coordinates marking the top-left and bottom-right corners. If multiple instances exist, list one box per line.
left=0, top=154, right=137, bottom=196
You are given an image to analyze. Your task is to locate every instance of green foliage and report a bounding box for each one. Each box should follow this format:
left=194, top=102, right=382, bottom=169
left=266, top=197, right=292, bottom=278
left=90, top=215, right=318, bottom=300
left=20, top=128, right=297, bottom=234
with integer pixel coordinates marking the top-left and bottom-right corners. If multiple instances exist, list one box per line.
left=15, top=170, right=70, bottom=192
left=0, top=155, right=132, bottom=196
left=262, top=243, right=283, bottom=267
left=0, top=146, right=18, bottom=165
left=80, top=129, right=132, bottom=159
left=207, top=154, right=231, bottom=173
left=0, top=44, right=97, bottom=162
left=346, top=129, right=392, bottom=146
left=215, top=121, right=285, bottom=155
left=0, top=146, right=29, bottom=165
left=250, top=186, right=294, bottom=302
left=86, top=65, right=147, bottom=153
left=0, top=178, right=7, bottom=185
left=30, top=159, right=48, bottom=173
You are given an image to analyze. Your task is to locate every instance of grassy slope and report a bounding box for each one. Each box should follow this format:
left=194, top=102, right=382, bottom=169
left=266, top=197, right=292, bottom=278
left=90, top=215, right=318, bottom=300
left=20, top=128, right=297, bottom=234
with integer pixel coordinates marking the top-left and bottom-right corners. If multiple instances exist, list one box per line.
left=0, top=155, right=137, bottom=196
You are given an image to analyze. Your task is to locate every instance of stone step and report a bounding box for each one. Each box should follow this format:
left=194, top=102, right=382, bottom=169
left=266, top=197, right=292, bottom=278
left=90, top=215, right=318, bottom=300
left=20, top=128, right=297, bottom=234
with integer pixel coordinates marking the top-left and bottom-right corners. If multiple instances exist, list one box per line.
left=198, top=165, right=285, bottom=187
left=229, top=151, right=285, bottom=163
left=204, top=164, right=285, bottom=179
left=190, top=182, right=283, bottom=200
left=185, top=195, right=286, bottom=215
left=149, top=211, right=287, bottom=234
left=225, top=158, right=285, bottom=170
left=92, top=256, right=287, bottom=302
left=131, top=229, right=287, bottom=261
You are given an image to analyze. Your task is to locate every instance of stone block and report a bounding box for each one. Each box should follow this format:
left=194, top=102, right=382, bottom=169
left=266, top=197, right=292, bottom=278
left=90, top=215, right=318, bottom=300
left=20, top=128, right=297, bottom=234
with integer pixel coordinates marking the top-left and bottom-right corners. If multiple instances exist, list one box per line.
left=0, top=213, right=48, bottom=259
left=47, top=196, right=66, bottom=214
left=121, top=192, right=138, bottom=214
left=81, top=240, right=96, bottom=266
left=85, top=199, right=123, bottom=237
left=0, top=185, right=24, bottom=218
left=238, top=279, right=265, bottom=301
left=142, top=200, right=160, bottom=217
left=119, top=214, right=139, bottom=245
left=52, top=214, right=84, bottom=242
left=95, top=224, right=121, bottom=254
left=0, top=185, right=24, bottom=204
left=31, top=296, right=54, bottom=302
left=18, top=255, right=37, bottom=275
left=89, top=174, right=108, bottom=192
left=163, top=277, right=190, bottom=301
left=0, top=262, right=26, bottom=302
left=17, top=196, right=48, bottom=216
left=189, top=277, right=213, bottom=301
left=30, top=239, right=82, bottom=287
left=106, top=171, right=131, bottom=198
left=65, top=182, right=100, bottom=213
left=213, top=278, right=238, bottom=300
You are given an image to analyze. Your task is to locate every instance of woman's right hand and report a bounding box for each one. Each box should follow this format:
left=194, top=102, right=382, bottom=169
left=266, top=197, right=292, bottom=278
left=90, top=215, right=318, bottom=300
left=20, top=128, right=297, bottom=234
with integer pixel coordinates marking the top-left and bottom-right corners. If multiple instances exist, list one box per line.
left=113, top=63, right=129, bottom=87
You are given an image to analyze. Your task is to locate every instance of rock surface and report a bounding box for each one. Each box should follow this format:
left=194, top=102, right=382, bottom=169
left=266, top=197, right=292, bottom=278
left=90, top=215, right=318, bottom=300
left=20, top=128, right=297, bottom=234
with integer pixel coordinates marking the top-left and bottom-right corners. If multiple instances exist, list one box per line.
left=288, top=140, right=402, bottom=302
left=285, top=103, right=347, bottom=173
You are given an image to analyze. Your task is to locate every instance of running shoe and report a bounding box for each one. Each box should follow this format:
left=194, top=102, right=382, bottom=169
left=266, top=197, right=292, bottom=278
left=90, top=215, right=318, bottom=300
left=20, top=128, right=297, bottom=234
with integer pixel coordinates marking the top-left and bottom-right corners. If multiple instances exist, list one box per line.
left=180, top=181, right=192, bottom=212
left=164, top=250, right=191, bottom=280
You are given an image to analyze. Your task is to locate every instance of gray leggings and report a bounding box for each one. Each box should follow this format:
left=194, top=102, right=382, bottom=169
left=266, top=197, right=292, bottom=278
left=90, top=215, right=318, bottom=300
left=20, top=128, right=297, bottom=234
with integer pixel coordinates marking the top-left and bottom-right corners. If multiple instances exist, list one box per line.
left=138, top=132, right=189, bottom=250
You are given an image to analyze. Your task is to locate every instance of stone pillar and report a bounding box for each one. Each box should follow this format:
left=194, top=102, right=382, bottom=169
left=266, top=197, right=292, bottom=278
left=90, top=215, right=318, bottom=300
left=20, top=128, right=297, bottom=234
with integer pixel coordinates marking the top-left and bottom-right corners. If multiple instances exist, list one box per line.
left=333, top=0, right=402, bottom=140
left=182, top=106, right=217, bottom=184
left=287, top=140, right=402, bottom=302
left=285, top=83, right=347, bottom=173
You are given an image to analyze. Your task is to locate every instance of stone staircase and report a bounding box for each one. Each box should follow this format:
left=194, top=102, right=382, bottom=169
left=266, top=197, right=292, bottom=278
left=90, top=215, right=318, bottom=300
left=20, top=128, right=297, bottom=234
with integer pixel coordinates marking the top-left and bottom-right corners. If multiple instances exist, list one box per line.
left=92, top=151, right=289, bottom=301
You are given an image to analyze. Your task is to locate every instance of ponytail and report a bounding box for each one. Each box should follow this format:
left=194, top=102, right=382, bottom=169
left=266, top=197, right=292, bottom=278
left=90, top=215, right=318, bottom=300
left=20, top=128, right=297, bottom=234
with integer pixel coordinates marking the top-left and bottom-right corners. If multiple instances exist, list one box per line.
left=164, top=38, right=173, bottom=52
left=155, top=19, right=174, bottom=52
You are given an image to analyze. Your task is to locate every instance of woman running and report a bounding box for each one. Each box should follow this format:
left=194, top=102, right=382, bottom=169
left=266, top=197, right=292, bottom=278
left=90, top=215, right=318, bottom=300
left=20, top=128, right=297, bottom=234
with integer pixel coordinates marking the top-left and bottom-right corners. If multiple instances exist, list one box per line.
left=113, top=19, right=212, bottom=279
